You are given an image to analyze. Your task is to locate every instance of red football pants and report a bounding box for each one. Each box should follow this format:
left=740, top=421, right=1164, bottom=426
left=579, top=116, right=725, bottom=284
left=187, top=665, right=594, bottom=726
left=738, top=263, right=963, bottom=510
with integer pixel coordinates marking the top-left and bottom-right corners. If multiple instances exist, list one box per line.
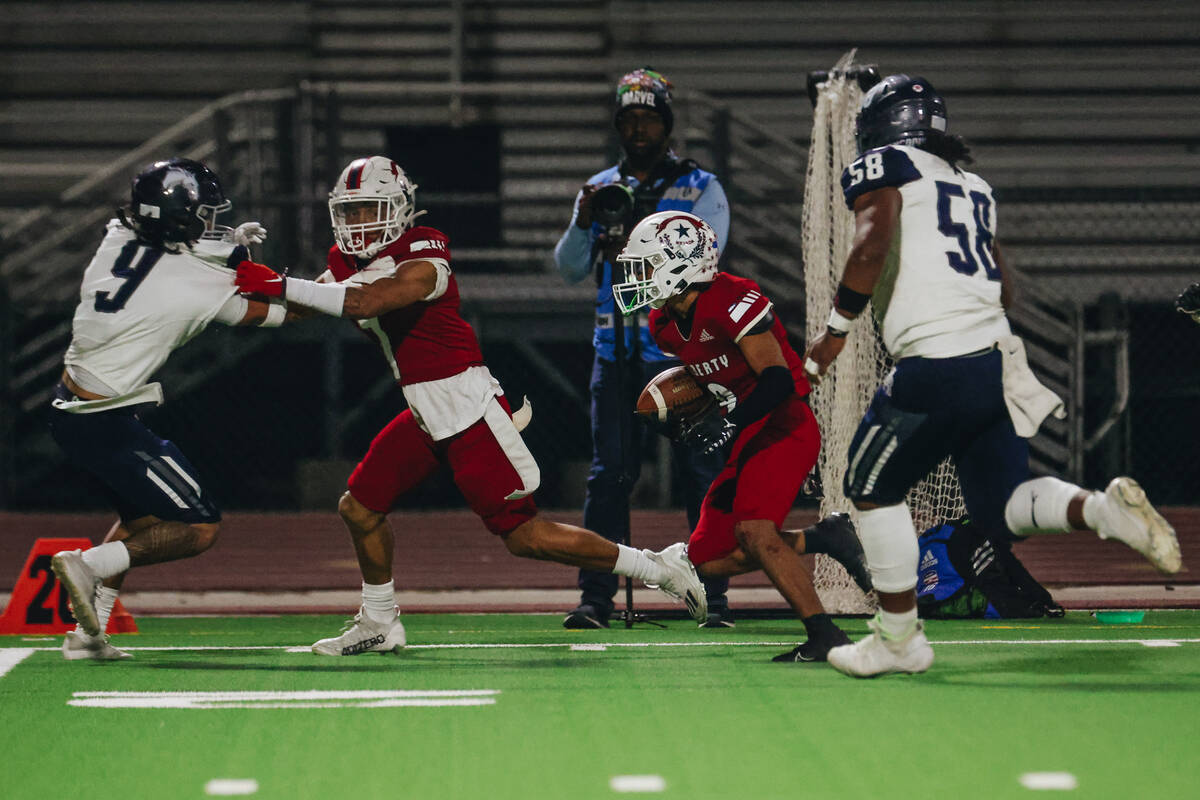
left=687, top=395, right=820, bottom=566
left=348, top=395, right=539, bottom=535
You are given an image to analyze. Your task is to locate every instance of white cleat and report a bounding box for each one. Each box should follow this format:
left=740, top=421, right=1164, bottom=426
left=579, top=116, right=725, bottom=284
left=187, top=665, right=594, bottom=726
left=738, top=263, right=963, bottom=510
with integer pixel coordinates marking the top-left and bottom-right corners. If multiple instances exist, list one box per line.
left=62, top=630, right=132, bottom=661
left=1096, top=477, right=1182, bottom=574
left=827, top=616, right=934, bottom=678
left=312, top=607, right=406, bottom=656
left=50, top=549, right=101, bottom=636
left=644, top=542, right=708, bottom=624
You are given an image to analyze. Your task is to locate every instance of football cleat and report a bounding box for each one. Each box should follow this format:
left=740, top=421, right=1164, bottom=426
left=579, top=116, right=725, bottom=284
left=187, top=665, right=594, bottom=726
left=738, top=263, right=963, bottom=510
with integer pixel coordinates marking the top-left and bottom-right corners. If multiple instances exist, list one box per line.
left=1095, top=477, right=1182, bottom=574
left=644, top=542, right=708, bottom=624
left=699, top=605, right=735, bottom=629
left=62, top=630, right=132, bottom=661
left=311, top=607, right=406, bottom=656
left=772, top=627, right=852, bottom=663
left=563, top=604, right=610, bottom=629
left=815, top=512, right=874, bottom=594
left=827, top=615, right=934, bottom=678
left=50, top=550, right=101, bottom=637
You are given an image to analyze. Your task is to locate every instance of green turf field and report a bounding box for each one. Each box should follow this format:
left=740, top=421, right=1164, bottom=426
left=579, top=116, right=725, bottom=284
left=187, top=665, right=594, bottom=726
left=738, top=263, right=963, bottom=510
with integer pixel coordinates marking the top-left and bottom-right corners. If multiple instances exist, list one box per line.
left=3, top=611, right=1198, bottom=799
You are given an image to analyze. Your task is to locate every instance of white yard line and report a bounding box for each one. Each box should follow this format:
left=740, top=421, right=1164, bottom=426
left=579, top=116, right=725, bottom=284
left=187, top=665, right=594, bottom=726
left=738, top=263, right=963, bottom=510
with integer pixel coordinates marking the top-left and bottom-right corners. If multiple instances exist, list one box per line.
left=3, top=638, right=1197, bottom=655
left=70, top=689, right=500, bottom=709
left=2, top=584, right=1190, bottom=613
left=0, top=648, right=35, bottom=678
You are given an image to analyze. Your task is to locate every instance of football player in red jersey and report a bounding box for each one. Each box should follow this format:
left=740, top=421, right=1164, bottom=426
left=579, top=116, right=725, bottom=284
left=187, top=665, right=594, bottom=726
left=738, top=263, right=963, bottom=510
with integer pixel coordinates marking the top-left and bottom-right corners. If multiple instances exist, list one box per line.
left=235, top=156, right=708, bottom=654
left=614, top=210, right=865, bottom=662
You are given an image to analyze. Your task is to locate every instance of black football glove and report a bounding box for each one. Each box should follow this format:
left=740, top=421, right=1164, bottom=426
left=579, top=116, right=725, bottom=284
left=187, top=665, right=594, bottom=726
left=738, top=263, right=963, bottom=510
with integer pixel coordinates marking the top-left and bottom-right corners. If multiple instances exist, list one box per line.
left=680, top=404, right=737, bottom=455
left=1176, top=282, right=1200, bottom=324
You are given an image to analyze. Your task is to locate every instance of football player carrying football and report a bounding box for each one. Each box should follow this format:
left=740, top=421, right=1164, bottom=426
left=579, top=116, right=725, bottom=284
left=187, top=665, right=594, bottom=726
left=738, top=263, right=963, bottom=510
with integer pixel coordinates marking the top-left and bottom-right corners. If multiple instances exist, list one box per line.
left=48, top=158, right=277, bottom=660
left=235, top=156, right=708, bottom=655
left=614, top=210, right=864, bottom=662
left=804, top=74, right=1182, bottom=678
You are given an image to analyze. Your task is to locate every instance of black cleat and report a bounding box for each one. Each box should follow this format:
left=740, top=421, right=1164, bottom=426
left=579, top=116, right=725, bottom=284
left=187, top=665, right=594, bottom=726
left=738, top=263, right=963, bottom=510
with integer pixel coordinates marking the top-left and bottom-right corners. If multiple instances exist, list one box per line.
left=772, top=628, right=852, bottom=663
left=699, top=605, right=735, bottom=629
left=563, top=604, right=610, bottom=629
left=817, top=513, right=874, bottom=594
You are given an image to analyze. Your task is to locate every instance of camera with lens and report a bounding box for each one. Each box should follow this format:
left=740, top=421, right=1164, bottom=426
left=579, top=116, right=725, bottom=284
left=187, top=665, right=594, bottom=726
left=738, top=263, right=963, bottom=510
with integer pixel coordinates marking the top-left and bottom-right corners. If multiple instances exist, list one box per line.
left=591, top=182, right=635, bottom=239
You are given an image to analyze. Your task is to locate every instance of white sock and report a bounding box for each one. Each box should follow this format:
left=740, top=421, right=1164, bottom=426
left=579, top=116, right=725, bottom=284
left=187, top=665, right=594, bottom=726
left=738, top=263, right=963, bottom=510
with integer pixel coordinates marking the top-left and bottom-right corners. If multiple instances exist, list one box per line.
left=74, top=585, right=119, bottom=638
left=94, top=586, right=119, bottom=633
left=878, top=607, right=918, bottom=640
left=1004, top=476, right=1082, bottom=535
left=81, top=542, right=131, bottom=580
left=613, top=544, right=660, bottom=583
left=1082, top=491, right=1106, bottom=533
left=361, top=580, right=396, bottom=624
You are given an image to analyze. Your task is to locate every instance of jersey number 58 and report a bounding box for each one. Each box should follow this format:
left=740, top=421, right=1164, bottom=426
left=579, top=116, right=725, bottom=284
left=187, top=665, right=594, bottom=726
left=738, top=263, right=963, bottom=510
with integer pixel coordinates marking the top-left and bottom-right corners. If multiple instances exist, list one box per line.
left=935, top=180, right=998, bottom=281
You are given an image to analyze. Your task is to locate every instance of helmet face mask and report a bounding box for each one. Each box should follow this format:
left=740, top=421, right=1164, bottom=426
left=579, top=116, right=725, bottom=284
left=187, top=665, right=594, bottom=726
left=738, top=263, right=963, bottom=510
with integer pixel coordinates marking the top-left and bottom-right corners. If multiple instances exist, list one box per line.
left=329, top=156, right=423, bottom=259
left=613, top=211, right=720, bottom=315
left=855, top=74, right=947, bottom=154
left=126, top=158, right=230, bottom=246
left=196, top=197, right=233, bottom=241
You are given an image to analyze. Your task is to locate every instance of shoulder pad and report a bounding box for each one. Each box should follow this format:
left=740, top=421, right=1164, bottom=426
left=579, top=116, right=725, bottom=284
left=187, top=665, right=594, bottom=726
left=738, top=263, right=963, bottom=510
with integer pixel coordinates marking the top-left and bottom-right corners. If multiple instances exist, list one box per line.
left=841, top=146, right=922, bottom=209
left=379, top=227, right=451, bottom=263
left=711, top=276, right=770, bottom=337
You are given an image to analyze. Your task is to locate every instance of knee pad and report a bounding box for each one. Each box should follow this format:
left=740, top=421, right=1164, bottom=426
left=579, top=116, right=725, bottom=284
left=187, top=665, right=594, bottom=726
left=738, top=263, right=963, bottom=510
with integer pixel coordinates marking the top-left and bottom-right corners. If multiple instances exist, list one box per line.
left=1004, top=476, right=1081, bottom=535
left=857, top=504, right=919, bottom=593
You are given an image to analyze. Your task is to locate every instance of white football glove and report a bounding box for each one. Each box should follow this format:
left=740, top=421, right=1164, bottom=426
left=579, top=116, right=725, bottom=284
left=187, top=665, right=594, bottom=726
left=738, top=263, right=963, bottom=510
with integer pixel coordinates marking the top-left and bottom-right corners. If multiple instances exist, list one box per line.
left=232, top=222, right=268, bottom=246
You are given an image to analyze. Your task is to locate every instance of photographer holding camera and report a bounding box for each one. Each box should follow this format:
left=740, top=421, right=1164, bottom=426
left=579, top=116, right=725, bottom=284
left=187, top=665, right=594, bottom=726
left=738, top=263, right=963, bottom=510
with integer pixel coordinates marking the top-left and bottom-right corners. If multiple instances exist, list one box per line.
left=553, top=67, right=732, bottom=629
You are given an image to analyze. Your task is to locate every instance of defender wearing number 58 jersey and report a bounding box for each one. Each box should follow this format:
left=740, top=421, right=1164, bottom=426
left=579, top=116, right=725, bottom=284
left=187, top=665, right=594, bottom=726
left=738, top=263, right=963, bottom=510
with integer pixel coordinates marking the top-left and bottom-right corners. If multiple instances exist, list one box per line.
left=804, top=74, right=1182, bottom=679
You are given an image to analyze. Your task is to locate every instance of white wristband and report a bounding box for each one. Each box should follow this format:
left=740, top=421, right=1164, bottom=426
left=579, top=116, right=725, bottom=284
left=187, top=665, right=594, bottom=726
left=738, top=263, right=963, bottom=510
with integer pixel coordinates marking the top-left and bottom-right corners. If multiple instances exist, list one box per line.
left=285, top=277, right=346, bottom=317
left=827, top=308, right=854, bottom=333
left=261, top=300, right=287, bottom=328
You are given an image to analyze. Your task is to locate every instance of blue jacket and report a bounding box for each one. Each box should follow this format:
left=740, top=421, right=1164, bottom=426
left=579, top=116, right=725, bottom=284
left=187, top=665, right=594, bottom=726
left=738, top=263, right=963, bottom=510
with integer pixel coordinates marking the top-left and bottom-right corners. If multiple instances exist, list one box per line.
left=554, top=160, right=729, bottom=361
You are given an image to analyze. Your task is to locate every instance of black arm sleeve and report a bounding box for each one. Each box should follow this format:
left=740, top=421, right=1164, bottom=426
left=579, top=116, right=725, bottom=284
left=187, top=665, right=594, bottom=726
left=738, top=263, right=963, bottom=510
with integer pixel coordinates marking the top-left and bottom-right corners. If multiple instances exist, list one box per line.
left=726, top=364, right=794, bottom=429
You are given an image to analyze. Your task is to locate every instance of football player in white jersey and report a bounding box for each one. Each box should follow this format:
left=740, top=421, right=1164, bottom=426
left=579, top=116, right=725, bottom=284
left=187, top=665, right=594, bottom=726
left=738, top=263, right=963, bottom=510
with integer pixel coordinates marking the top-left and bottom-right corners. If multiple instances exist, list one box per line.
left=804, top=75, right=1182, bottom=678
left=48, top=158, right=282, bottom=660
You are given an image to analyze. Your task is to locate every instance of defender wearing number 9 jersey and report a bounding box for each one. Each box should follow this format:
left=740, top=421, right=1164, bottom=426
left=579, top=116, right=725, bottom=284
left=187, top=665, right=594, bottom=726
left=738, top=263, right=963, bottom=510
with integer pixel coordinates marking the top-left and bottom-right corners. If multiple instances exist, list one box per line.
left=841, top=144, right=1009, bottom=359
left=46, top=158, right=283, bottom=660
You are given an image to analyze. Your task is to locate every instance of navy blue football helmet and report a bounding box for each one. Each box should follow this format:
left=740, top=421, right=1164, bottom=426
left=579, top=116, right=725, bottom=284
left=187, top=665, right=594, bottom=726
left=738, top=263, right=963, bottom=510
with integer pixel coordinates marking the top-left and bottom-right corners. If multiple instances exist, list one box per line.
left=125, top=158, right=231, bottom=245
left=855, top=74, right=947, bottom=154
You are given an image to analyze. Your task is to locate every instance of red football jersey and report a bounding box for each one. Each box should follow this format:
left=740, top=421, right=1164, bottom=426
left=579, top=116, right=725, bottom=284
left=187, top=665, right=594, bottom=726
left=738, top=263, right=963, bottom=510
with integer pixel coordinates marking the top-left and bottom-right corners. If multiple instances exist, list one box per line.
left=649, top=273, right=810, bottom=409
left=326, top=226, right=484, bottom=386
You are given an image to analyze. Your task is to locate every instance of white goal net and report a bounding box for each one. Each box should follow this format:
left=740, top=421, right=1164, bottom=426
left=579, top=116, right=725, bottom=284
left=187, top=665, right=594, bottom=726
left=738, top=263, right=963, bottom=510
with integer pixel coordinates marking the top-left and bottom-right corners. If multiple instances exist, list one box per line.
left=801, top=52, right=966, bottom=613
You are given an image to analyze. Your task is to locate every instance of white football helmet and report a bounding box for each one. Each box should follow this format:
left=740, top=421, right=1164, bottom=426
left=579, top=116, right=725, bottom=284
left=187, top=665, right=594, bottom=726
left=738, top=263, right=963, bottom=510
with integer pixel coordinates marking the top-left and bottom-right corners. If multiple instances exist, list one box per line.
left=613, top=211, right=720, bottom=314
left=328, top=156, right=425, bottom=259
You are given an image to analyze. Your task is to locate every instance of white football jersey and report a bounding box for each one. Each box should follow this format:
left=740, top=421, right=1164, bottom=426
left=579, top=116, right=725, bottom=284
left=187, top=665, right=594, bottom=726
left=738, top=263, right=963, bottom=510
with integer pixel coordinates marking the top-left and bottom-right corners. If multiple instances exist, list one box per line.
left=841, top=144, right=1011, bottom=359
left=64, top=220, right=241, bottom=397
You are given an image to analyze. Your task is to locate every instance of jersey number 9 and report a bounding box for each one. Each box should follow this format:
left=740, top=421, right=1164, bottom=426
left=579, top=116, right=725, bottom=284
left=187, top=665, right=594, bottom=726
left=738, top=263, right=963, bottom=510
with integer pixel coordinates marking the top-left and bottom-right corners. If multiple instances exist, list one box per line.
left=94, top=241, right=164, bottom=313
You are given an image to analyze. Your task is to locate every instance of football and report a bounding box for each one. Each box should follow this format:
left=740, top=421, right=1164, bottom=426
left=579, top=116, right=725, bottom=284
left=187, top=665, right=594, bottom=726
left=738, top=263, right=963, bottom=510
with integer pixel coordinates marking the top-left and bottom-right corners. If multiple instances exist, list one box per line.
left=636, top=366, right=714, bottom=425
